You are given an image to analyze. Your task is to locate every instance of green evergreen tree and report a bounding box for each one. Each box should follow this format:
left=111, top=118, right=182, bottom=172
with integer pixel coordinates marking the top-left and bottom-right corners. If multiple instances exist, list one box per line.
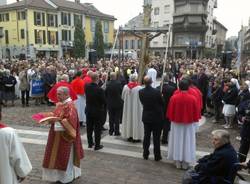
left=94, top=20, right=104, bottom=59
left=73, top=20, right=85, bottom=58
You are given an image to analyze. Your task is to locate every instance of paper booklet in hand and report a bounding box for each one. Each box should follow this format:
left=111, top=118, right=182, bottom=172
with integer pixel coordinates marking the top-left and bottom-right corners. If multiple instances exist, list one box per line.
left=32, top=113, right=59, bottom=124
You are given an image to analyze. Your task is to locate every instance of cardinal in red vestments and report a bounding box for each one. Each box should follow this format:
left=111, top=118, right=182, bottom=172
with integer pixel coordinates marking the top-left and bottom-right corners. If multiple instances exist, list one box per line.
left=71, top=71, right=86, bottom=126
left=47, top=74, right=77, bottom=103
left=167, top=79, right=199, bottom=170
left=42, top=86, right=84, bottom=183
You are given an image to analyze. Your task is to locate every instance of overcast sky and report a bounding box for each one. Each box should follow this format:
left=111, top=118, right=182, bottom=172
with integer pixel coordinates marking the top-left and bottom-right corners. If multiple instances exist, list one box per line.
left=7, top=0, right=250, bottom=38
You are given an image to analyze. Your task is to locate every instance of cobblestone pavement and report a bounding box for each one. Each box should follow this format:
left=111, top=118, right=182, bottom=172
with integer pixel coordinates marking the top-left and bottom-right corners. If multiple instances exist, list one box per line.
left=0, top=100, right=245, bottom=183
left=22, top=144, right=184, bottom=184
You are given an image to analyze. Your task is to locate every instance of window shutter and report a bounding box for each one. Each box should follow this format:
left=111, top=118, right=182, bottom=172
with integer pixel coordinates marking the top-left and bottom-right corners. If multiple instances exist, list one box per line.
left=43, top=30, right=46, bottom=44
left=55, top=15, right=58, bottom=27
left=68, top=13, right=71, bottom=26
left=47, top=14, right=49, bottom=26
left=42, top=13, right=45, bottom=26
left=56, top=31, right=58, bottom=45
left=61, top=12, right=63, bottom=25
left=34, top=30, right=37, bottom=44
left=47, top=31, right=50, bottom=44
left=69, top=30, right=71, bottom=41
left=34, top=12, right=36, bottom=25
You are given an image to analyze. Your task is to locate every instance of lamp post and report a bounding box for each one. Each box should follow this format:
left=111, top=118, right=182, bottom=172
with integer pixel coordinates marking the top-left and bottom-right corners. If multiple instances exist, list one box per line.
left=138, top=0, right=152, bottom=83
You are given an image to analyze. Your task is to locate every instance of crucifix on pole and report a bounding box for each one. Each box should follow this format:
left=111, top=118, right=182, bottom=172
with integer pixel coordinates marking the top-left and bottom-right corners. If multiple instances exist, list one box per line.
left=138, top=0, right=151, bottom=84
left=111, top=0, right=169, bottom=83
left=136, top=0, right=169, bottom=83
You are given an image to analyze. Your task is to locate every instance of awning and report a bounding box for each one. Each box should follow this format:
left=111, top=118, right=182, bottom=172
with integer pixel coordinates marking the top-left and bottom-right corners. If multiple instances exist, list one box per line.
left=188, top=16, right=202, bottom=23
left=174, top=16, right=185, bottom=23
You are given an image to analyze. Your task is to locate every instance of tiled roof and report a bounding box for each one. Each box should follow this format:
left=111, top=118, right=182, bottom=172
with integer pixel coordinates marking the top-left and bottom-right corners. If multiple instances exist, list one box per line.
left=0, top=0, right=116, bottom=20
left=50, top=0, right=84, bottom=12
left=0, top=0, right=55, bottom=11
left=80, top=3, right=116, bottom=20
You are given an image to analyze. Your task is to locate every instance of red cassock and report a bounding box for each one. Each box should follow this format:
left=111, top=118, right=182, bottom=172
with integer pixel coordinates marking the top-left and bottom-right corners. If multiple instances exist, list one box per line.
left=0, top=123, right=7, bottom=129
left=71, top=77, right=85, bottom=95
left=188, top=86, right=203, bottom=118
left=43, top=101, right=84, bottom=170
left=82, top=68, right=88, bottom=78
left=47, top=81, right=78, bottom=103
left=167, top=91, right=199, bottom=124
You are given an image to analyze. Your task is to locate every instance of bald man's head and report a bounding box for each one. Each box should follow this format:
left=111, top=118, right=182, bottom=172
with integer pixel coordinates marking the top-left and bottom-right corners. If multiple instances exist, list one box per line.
left=144, top=76, right=152, bottom=87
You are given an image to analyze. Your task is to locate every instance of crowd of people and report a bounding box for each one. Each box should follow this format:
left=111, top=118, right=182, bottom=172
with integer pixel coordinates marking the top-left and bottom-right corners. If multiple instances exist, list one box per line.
left=2, top=56, right=250, bottom=183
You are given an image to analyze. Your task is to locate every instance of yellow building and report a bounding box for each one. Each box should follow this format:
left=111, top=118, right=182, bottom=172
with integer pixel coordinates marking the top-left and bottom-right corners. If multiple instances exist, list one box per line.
left=0, top=0, right=116, bottom=59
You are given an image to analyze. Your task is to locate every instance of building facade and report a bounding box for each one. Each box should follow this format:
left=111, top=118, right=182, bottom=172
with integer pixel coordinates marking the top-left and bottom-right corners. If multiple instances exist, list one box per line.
left=213, top=19, right=227, bottom=56
left=171, top=0, right=218, bottom=59
left=242, top=18, right=250, bottom=59
left=150, top=0, right=173, bottom=57
left=116, top=13, right=143, bottom=58
left=149, top=0, right=223, bottom=59
left=0, top=0, right=7, bottom=6
left=0, top=0, right=115, bottom=59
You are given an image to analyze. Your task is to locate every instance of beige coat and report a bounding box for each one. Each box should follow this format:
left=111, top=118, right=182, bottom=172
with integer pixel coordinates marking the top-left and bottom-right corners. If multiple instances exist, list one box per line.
left=19, top=71, right=30, bottom=91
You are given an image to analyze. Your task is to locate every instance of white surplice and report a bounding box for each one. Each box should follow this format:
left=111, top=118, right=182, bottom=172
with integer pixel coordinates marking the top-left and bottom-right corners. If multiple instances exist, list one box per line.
left=74, top=94, right=86, bottom=123
left=167, top=122, right=197, bottom=164
left=42, top=146, right=81, bottom=183
left=121, top=85, right=144, bottom=140
left=0, top=127, right=32, bottom=184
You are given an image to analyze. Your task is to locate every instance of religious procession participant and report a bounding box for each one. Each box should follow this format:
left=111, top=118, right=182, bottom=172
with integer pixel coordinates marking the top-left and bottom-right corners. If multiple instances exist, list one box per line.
left=159, top=74, right=176, bottom=144
left=41, top=86, right=84, bottom=183
left=81, top=70, right=93, bottom=127
left=121, top=74, right=144, bottom=142
left=147, top=64, right=158, bottom=88
left=0, top=104, right=32, bottom=184
left=71, top=71, right=86, bottom=126
left=139, top=76, right=164, bottom=161
left=105, top=72, right=123, bottom=136
left=167, top=79, right=199, bottom=170
left=85, top=72, right=106, bottom=150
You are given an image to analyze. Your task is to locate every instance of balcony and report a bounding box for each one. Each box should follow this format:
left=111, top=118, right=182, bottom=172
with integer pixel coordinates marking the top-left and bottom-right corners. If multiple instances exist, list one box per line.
left=174, top=10, right=208, bottom=17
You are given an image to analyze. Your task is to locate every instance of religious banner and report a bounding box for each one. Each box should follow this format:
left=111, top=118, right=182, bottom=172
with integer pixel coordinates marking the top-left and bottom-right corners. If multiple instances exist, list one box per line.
left=31, top=79, right=44, bottom=97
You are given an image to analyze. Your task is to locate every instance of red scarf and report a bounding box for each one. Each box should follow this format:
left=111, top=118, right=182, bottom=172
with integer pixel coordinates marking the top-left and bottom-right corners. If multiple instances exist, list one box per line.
left=0, top=123, right=7, bottom=129
left=127, top=82, right=139, bottom=89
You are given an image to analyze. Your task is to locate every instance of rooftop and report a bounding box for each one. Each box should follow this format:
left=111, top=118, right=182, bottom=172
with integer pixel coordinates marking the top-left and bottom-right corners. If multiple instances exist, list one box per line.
left=0, top=0, right=116, bottom=20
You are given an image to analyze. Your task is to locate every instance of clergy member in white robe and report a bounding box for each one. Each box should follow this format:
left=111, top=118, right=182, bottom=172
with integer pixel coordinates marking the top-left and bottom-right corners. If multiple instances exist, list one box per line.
left=0, top=122, right=32, bottom=184
left=147, top=66, right=157, bottom=88
left=166, top=79, right=199, bottom=170
left=121, top=74, right=144, bottom=141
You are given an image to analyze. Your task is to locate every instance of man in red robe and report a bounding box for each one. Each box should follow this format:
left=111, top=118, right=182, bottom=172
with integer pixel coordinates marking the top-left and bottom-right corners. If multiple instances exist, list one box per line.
left=47, top=74, right=77, bottom=103
left=71, top=71, right=86, bottom=126
left=167, top=79, right=199, bottom=170
left=42, top=86, right=84, bottom=183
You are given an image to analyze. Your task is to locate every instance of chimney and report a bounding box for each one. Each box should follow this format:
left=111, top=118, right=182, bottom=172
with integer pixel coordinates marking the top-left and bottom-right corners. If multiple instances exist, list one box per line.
left=75, top=0, right=80, bottom=3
